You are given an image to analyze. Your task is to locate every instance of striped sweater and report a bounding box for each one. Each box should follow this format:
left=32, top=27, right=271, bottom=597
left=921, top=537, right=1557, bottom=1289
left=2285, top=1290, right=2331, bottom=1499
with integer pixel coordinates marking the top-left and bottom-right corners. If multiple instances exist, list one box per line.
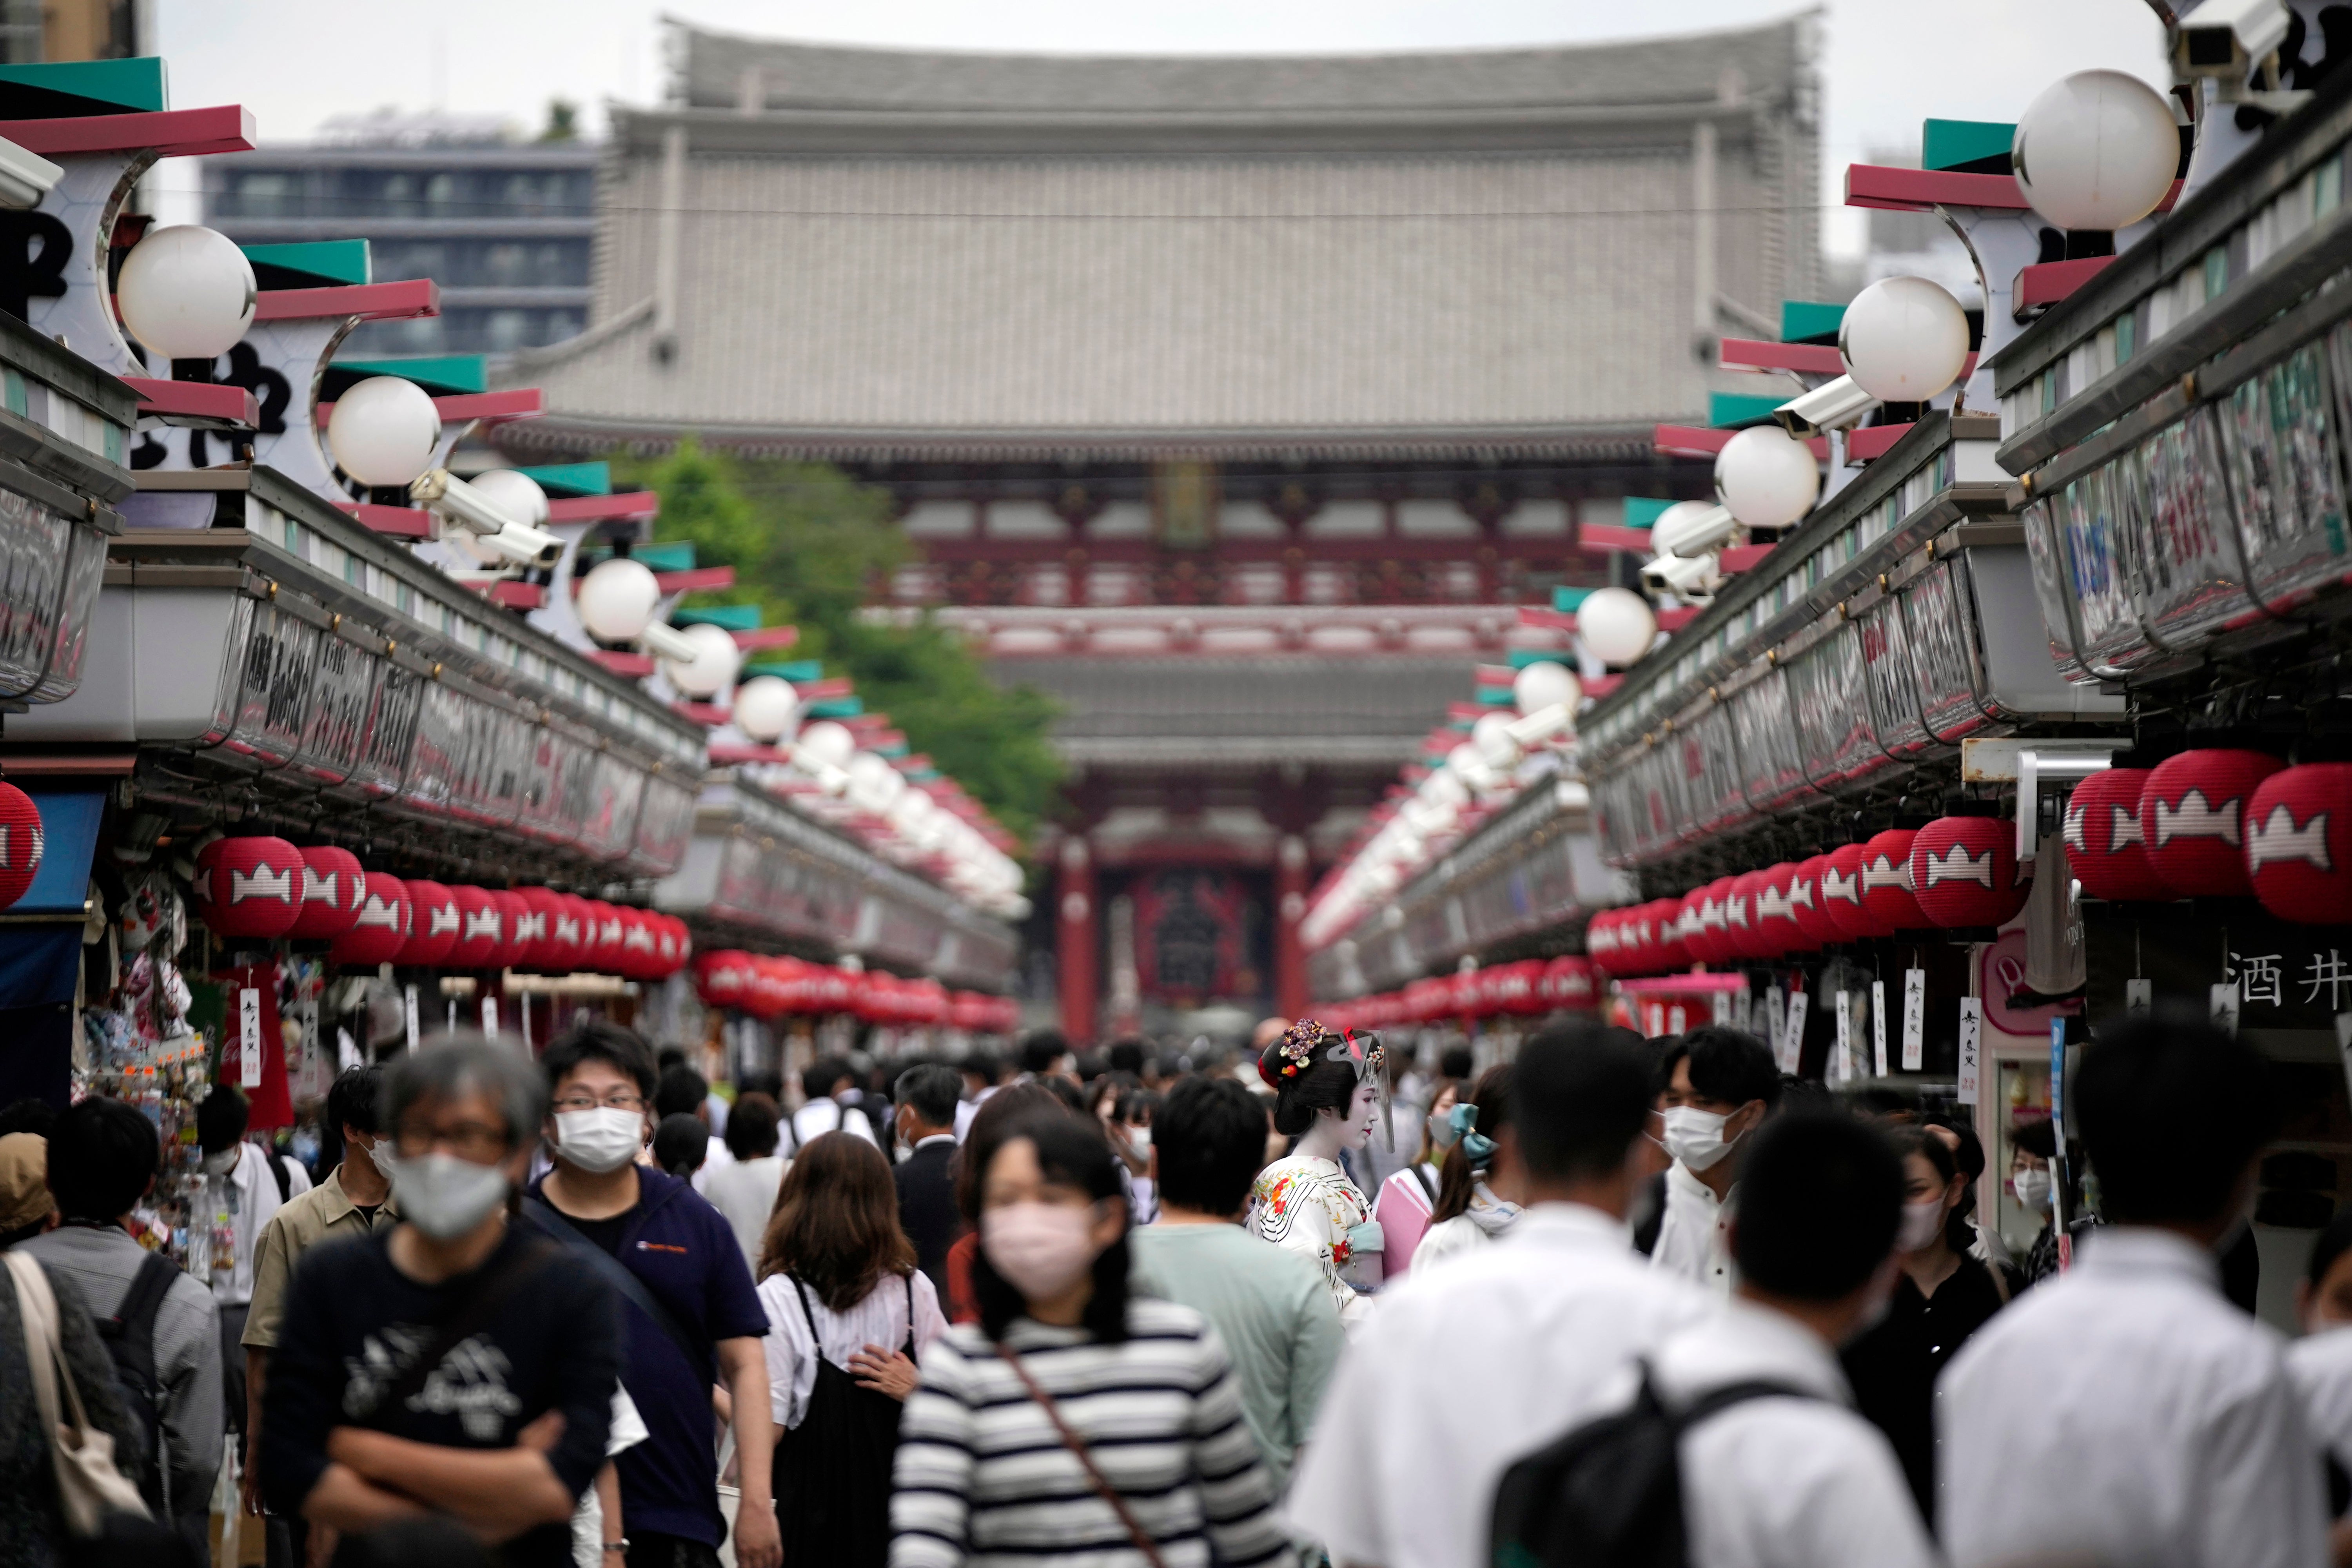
left=891, top=1298, right=1289, bottom=1568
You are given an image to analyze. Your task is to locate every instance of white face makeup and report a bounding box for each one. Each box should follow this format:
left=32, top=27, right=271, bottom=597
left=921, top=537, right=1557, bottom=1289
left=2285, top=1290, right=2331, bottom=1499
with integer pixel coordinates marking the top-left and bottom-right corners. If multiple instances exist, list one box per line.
left=1334, top=1078, right=1380, bottom=1152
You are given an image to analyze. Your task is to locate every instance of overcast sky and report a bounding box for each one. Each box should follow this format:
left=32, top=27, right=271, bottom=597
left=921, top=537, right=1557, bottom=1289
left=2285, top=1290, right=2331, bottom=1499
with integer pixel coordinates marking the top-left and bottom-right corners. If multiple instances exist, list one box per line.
left=150, top=0, right=2169, bottom=253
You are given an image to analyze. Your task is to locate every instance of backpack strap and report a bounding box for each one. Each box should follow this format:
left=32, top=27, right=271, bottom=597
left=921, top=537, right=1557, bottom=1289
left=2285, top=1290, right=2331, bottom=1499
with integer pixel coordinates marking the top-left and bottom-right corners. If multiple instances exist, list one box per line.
left=522, top=1196, right=714, bottom=1379
left=1671, top=1377, right=1820, bottom=1430
left=264, top=1148, right=292, bottom=1205
left=102, top=1253, right=181, bottom=1385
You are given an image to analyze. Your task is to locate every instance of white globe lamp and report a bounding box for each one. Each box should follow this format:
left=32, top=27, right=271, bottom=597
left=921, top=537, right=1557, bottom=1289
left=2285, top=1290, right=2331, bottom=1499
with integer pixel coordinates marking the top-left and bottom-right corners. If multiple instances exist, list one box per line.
left=326, top=377, right=443, bottom=487
left=733, top=675, right=799, bottom=744
left=1575, top=586, right=1660, bottom=667
left=1422, top=769, right=1471, bottom=810
left=795, top=720, right=857, bottom=773
left=466, top=469, right=551, bottom=528
left=848, top=752, right=907, bottom=813
left=889, top=789, right=936, bottom=833
left=116, top=225, right=257, bottom=361
left=1839, top=277, right=1973, bottom=403
left=1513, top=659, right=1582, bottom=716
left=661, top=622, right=742, bottom=699
left=2012, top=71, right=2179, bottom=232
left=575, top=557, right=662, bottom=644
left=1472, top=711, right=1521, bottom=769
left=1715, top=426, right=1820, bottom=530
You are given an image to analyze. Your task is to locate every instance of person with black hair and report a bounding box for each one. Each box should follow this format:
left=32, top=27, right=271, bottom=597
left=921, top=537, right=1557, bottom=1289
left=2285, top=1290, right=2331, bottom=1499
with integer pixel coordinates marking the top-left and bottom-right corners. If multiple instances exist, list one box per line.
left=653, top=1114, right=710, bottom=1183
left=1636, top=1112, right=1937, bottom=1568
left=1130, top=1076, right=1344, bottom=1498
left=1651, top=1026, right=1782, bottom=1295
left=655, top=1064, right=731, bottom=1194
left=890, top=1065, right=964, bottom=1299
left=244, top=1064, right=397, bottom=1563
left=705, top=1094, right=790, bottom=1270
left=1941, top=1011, right=2329, bottom=1568
left=1245, top=1020, right=1388, bottom=1325
left=2008, top=1116, right=2062, bottom=1285
left=1017, top=1029, right=1078, bottom=1084
left=1106, top=1038, right=1147, bottom=1078
left=2290, top=1205, right=2352, bottom=1532
left=793, top=1057, right=880, bottom=1152
left=195, top=1084, right=311, bottom=1456
left=1412, top=1063, right=1525, bottom=1273
left=891, top=1112, right=1288, bottom=1568
left=1287, top=1025, right=1710, bottom=1568
left=1839, top=1127, right=2011, bottom=1523
left=26, top=1095, right=222, bottom=1555
left=940, top=1084, right=1070, bottom=1324
left=1371, top=1073, right=1462, bottom=1276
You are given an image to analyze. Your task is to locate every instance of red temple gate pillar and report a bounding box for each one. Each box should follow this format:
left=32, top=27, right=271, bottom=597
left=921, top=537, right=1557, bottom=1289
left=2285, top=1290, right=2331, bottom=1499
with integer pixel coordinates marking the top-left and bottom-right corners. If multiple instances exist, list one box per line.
left=1274, top=834, right=1310, bottom=1022
left=1057, top=836, right=1098, bottom=1045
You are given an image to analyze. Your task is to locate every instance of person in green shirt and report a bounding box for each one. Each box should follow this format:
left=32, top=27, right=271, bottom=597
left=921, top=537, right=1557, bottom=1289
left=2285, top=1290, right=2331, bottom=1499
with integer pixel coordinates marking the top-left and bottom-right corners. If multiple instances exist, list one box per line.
left=1131, top=1075, right=1346, bottom=1498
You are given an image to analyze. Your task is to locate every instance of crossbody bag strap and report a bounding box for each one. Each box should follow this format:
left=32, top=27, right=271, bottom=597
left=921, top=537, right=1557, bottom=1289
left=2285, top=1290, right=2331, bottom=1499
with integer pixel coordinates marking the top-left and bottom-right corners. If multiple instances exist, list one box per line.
left=993, top=1341, right=1167, bottom=1568
left=902, top=1271, right=916, bottom=1357
left=525, top=1197, right=713, bottom=1378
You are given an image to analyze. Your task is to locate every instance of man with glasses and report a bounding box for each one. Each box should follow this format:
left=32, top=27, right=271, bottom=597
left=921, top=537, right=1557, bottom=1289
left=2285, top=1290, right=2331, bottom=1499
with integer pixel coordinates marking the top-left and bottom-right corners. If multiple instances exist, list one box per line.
left=259, top=1036, right=621, bottom=1568
left=524, top=1021, right=779, bottom=1568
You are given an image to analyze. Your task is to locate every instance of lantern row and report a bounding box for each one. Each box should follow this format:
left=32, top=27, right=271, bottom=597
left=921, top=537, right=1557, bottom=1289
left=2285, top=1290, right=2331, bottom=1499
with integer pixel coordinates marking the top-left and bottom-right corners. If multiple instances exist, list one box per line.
left=1314, top=956, right=1600, bottom=1032
left=691, top=950, right=1017, bottom=1031
left=191, top=836, right=693, bottom=978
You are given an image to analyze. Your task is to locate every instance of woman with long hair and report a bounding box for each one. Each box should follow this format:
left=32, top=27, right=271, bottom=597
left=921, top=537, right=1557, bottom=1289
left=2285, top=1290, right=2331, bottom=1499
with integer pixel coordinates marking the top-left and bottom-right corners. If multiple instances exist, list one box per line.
left=1411, top=1064, right=1525, bottom=1272
left=1247, top=1020, right=1388, bottom=1325
left=756, top=1131, right=948, bottom=1568
left=1372, top=1074, right=1461, bottom=1277
left=891, top=1112, right=1289, bottom=1568
left=942, top=1082, right=1068, bottom=1323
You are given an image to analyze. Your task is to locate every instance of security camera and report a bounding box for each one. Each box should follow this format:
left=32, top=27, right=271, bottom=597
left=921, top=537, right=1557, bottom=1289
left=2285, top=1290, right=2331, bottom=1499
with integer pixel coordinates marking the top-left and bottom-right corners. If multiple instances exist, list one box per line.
left=0, top=136, right=61, bottom=210
left=411, top=469, right=563, bottom=565
left=2173, top=0, right=2291, bottom=77
left=1654, top=502, right=1739, bottom=560
left=1505, top=702, right=1575, bottom=748
left=1641, top=550, right=1722, bottom=599
left=640, top=622, right=701, bottom=662
left=1773, top=375, right=1878, bottom=437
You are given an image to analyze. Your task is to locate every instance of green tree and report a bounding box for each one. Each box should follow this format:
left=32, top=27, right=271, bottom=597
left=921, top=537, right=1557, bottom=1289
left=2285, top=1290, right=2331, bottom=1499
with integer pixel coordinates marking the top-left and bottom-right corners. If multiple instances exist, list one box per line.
left=614, top=441, right=1064, bottom=845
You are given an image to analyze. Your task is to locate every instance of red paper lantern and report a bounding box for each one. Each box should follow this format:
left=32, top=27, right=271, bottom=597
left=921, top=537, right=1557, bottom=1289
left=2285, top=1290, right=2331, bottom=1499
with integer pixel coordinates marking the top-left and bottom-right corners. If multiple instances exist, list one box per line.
left=1669, top=897, right=1703, bottom=966
left=1585, top=910, right=1622, bottom=969
left=617, top=908, right=661, bottom=978
left=1617, top=907, right=1655, bottom=978
left=2142, top=749, right=2287, bottom=897
left=445, top=886, right=505, bottom=968
left=1723, top=870, right=1769, bottom=960
left=1910, top=816, right=2031, bottom=928
left=584, top=902, right=626, bottom=973
left=1816, top=844, right=1873, bottom=941
left=695, top=950, right=755, bottom=1009
left=1682, top=878, right=1726, bottom=965
left=397, top=880, right=461, bottom=966
left=489, top=890, right=534, bottom=970
left=652, top=916, right=686, bottom=978
left=748, top=956, right=797, bottom=1018
left=516, top=888, right=573, bottom=971
left=554, top=895, right=596, bottom=971
left=1860, top=829, right=1925, bottom=933
left=2062, top=768, right=2169, bottom=902
left=1544, top=956, right=1598, bottom=1008
left=1649, top=898, right=1688, bottom=972
left=199, top=837, right=305, bottom=940
left=1788, top=856, right=1842, bottom=947
left=0, top=783, right=43, bottom=910
left=2247, top=764, right=2352, bottom=924
left=329, top=873, right=411, bottom=966
left=289, top=846, right=365, bottom=940
left=1753, top=862, right=1813, bottom=956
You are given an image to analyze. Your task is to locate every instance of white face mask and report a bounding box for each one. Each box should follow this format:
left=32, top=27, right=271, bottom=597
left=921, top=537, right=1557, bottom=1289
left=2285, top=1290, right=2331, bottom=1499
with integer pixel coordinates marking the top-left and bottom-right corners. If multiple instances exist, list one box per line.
left=1659, top=1105, right=1744, bottom=1172
left=554, top=1108, right=645, bottom=1174
left=200, top=1146, right=240, bottom=1178
left=348, top=1135, right=382, bottom=1176
left=379, top=1151, right=510, bottom=1241
left=2013, top=1168, right=2053, bottom=1213
left=1897, top=1198, right=1947, bottom=1252
left=1124, top=1126, right=1152, bottom=1160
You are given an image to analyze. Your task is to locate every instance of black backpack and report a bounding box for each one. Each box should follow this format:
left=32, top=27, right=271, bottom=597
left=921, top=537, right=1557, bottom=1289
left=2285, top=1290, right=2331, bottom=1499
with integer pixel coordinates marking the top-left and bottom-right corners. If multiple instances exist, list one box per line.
left=93, top=1252, right=181, bottom=1517
left=1488, top=1367, right=1815, bottom=1568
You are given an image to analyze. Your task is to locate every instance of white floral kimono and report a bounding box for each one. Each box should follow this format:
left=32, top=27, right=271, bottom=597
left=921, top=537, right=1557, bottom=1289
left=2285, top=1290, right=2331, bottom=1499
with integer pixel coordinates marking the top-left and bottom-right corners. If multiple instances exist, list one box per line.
left=1248, top=1153, right=1376, bottom=1325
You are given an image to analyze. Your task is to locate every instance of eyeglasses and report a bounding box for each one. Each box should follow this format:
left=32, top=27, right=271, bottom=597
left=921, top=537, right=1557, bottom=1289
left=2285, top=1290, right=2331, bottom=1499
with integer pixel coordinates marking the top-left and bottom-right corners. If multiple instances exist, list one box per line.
left=552, top=1092, right=646, bottom=1114
left=392, top=1119, right=512, bottom=1163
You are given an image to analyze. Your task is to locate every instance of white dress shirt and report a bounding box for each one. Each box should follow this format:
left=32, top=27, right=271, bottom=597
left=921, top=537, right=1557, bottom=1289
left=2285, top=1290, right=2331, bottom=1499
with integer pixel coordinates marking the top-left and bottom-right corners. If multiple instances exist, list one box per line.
left=757, top=1267, right=948, bottom=1429
left=2288, top=1325, right=2352, bottom=1474
left=792, top=1094, right=878, bottom=1152
left=1287, top=1202, right=1710, bottom=1568
left=210, top=1140, right=312, bottom=1307
left=1650, top=1163, right=1735, bottom=1296
left=1940, top=1226, right=2330, bottom=1568
left=1649, top=1299, right=1937, bottom=1568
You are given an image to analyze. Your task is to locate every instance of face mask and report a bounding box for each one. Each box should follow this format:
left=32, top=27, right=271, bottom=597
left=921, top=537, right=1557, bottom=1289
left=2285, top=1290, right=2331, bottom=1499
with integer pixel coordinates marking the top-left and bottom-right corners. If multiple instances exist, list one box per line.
left=982, top=1201, right=1101, bottom=1301
left=200, top=1147, right=240, bottom=1178
left=1659, top=1105, right=1744, bottom=1172
left=554, top=1108, right=644, bottom=1174
left=1897, top=1198, right=1946, bottom=1252
left=380, top=1151, right=510, bottom=1241
left=1428, top=1109, right=1462, bottom=1151
left=2013, top=1169, right=2052, bottom=1213
left=1124, top=1127, right=1151, bottom=1160
left=348, top=1135, right=382, bottom=1176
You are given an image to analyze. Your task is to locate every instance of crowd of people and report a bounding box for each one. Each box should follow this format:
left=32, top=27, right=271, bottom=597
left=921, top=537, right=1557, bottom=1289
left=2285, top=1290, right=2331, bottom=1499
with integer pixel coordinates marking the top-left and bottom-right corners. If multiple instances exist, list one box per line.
left=0, top=1004, right=2340, bottom=1567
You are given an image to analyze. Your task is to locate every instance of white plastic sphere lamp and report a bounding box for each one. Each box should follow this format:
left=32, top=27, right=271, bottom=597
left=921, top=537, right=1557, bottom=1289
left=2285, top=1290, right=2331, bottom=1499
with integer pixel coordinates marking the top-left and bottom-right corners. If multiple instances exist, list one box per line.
left=1838, top=277, right=1972, bottom=403
left=466, top=469, right=551, bottom=528
left=575, top=557, right=663, bottom=643
left=661, top=622, right=742, bottom=700
left=1472, top=711, right=1521, bottom=769
left=1513, top=659, right=1583, bottom=717
left=2012, top=71, right=2180, bottom=232
left=847, top=752, right=907, bottom=813
left=1715, top=425, right=1820, bottom=530
left=116, top=225, right=257, bottom=361
left=326, top=376, right=443, bottom=488
left=732, top=675, right=799, bottom=744
left=1576, top=586, right=1660, bottom=667
left=795, top=720, right=857, bottom=773
left=1422, top=769, right=1471, bottom=810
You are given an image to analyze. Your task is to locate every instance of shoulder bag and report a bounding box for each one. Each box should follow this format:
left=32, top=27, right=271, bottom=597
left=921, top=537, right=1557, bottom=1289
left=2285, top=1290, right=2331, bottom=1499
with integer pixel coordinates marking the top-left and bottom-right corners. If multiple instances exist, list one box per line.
left=3, top=1251, right=151, bottom=1537
left=992, top=1341, right=1167, bottom=1568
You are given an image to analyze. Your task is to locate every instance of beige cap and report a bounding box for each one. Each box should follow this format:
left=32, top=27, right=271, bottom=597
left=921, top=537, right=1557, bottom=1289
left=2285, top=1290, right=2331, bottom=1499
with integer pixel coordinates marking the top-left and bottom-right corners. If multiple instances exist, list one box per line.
left=0, top=1132, right=53, bottom=1233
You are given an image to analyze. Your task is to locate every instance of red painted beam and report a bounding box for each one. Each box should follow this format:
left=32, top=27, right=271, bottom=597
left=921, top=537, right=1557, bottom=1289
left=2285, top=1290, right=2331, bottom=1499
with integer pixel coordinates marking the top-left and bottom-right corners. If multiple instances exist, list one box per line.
left=654, top=565, right=735, bottom=594
left=1655, top=424, right=1829, bottom=460
left=587, top=650, right=653, bottom=677
left=1517, top=606, right=1577, bottom=631
left=1655, top=606, right=1703, bottom=632
left=1718, top=543, right=1775, bottom=574
left=1577, top=524, right=1653, bottom=554
left=123, top=377, right=256, bottom=427
left=708, top=742, right=789, bottom=766
left=1847, top=422, right=1916, bottom=462
left=796, top=676, right=854, bottom=700
left=0, top=104, right=254, bottom=157
left=318, top=387, right=543, bottom=427
left=1583, top=673, right=1624, bottom=697
left=1719, top=337, right=1978, bottom=382
left=253, top=279, right=439, bottom=323
left=732, top=625, right=798, bottom=651
left=548, top=490, right=658, bottom=524
left=2013, top=256, right=2116, bottom=320
left=1847, top=161, right=2181, bottom=216
left=332, top=502, right=433, bottom=539
left=485, top=581, right=544, bottom=610
left=672, top=701, right=730, bottom=726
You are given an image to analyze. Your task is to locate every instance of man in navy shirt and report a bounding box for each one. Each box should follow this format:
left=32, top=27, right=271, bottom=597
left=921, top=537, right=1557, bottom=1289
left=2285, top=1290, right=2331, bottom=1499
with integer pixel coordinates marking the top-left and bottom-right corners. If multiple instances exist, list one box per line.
left=524, top=1022, right=779, bottom=1568
left=263, top=1037, right=619, bottom=1568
